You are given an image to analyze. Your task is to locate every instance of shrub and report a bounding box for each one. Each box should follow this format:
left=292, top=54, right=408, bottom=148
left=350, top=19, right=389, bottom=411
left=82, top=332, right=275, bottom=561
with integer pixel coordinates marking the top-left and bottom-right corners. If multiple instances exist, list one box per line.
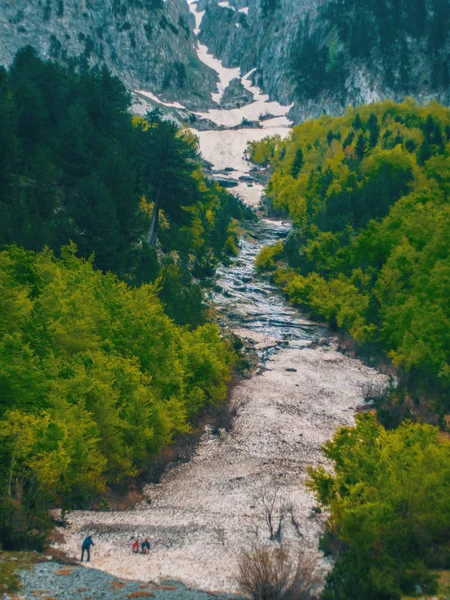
left=0, top=497, right=50, bottom=551
left=255, top=241, right=284, bottom=271
left=236, top=544, right=320, bottom=600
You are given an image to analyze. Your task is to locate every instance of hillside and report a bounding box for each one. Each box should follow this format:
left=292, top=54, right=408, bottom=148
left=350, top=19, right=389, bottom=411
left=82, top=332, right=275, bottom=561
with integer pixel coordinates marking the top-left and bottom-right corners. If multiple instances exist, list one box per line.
left=251, top=99, right=450, bottom=420
left=198, top=0, right=450, bottom=121
left=0, top=0, right=217, bottom=109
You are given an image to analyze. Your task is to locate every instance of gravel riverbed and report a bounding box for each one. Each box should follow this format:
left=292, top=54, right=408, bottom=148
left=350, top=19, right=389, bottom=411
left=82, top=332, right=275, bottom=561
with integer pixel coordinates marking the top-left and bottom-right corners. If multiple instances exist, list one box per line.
left=8, top=560, right=234, bottom=600
left=46, top=220, right=387, bottom=594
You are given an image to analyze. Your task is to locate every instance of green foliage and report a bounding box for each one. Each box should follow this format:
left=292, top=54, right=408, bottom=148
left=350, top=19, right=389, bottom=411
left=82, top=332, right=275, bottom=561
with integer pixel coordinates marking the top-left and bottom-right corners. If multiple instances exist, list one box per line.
left=291, top=148, right=304, bottom=178
left=247, top=135, right=285, bottom=166
left=0, top=244, right=236, bottom=543
left=308, top=414, right=450, bottom=599
left=255, top=241, right=284, bottom=271
left=0, top=48, right=253, bottom=328
left=252, top=100, right=450, bottom=412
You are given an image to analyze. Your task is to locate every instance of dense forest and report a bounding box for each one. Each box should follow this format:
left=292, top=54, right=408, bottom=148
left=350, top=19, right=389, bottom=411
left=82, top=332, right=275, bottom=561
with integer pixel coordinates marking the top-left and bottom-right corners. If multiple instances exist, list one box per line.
left=309, top=414, right=450, bottom=599
left=0, top=245, right=235, bottom=549
left=0, top=48, right=252, bottom=549
left=0, top=46, right=253, bottom=326
left=251, top=99, right=450, bottom=598
left=250, top=99, right=450, bottom=422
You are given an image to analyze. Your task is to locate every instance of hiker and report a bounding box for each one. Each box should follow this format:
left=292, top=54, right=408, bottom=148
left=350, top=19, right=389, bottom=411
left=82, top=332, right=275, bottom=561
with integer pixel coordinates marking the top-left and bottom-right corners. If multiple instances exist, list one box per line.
left=132, top=538, right=140, bottom=553
left=141, top=538, right=150, bottom=554
left=80, top=535, right=94, bottom=562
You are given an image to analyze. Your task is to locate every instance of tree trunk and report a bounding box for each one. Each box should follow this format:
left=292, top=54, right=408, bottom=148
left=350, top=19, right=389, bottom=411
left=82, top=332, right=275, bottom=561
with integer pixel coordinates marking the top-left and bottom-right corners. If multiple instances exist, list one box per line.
left=146, top=181, right=163, bottom=247
left=8, top=452, right=15, bottom=497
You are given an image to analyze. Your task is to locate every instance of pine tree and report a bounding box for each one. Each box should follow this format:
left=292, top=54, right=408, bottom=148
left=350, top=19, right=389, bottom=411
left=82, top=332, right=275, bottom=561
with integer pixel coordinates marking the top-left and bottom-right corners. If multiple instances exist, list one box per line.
left=367, top=113, right=380, bottom=147
left=355, top=133, right=367, bottom=160
left=352, top=113, right=363, bottom=130
left=291, top=148, right=304, bottom=178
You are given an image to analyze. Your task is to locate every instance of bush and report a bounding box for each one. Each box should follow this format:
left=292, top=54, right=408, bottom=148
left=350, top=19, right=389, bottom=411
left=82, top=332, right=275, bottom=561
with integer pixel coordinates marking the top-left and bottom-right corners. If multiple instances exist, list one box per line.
left=255, top=241, right=284, bottom=271
left=236, top=544, right=320, bottom=600
left=309, top=414, right=450, bottom=599
left=0, top=498, right=50, bottom=551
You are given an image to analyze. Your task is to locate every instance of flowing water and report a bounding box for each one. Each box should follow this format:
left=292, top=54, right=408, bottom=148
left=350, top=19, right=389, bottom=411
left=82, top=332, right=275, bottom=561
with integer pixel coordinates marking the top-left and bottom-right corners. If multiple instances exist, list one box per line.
left=55, top=3, right=388, bottom=592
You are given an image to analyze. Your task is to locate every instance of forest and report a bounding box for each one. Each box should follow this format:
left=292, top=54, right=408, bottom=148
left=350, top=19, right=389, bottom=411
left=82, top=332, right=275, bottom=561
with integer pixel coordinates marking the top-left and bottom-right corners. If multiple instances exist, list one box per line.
left=250, top=99, right=450, bottom=598
left=290, top=0, right=449, bottom=102
left=0, top=46, right=253, bottom=326
left=309, top=414, right=450, bottom=599
left=251, top=99, right=450, bottom=421
left=0, top=48, right=252, bottom=549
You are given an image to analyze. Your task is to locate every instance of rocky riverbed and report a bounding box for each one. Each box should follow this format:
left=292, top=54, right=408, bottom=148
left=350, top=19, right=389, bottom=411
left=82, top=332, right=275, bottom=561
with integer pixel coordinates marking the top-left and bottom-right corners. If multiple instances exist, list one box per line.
left=48, top=220, right=387, bottom=594
left=6, top=3, right=388, bottom=596
left=9, top=560, right=234, bottom=600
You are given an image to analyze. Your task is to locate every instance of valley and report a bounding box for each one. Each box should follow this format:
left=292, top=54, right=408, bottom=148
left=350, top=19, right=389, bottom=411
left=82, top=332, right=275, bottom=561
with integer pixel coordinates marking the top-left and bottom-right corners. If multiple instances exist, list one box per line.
left=53, top=5, right=386, bottom=592
left=0, top=2, right=448, bottom=599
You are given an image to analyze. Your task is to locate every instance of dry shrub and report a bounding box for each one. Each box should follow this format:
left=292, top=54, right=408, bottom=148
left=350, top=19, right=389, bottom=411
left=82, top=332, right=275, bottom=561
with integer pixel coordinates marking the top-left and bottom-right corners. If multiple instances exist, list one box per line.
left=237, top=545, right=320, bottom=600
left=126, top=592, right=154, bottom=598
left=110, top=580, right=125, bottom=589
left=54, top=567, right=73, bottom=577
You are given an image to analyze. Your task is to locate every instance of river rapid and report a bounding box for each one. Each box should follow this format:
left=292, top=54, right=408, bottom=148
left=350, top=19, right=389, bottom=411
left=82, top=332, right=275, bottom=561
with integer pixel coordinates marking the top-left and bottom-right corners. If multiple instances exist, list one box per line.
left=54, top=2, right=388, bottom=592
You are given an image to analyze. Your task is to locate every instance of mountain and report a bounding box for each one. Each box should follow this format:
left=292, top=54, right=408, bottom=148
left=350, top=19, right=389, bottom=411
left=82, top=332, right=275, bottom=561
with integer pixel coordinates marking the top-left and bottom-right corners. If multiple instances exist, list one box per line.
left=0, top=0, right=217, bottom=109
left=1, top=0, right=449, bottom=120
left=197, top=0, right=450, bottom=121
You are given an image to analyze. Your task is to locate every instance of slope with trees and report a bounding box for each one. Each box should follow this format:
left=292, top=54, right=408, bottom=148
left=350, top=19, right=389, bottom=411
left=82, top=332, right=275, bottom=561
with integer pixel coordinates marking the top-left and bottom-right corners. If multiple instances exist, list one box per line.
left=0, top=48, right=254, bottom=550
left=0, top=47, right=253, bottom=327
left=251, top=99, right=450, bottom=419
left=0, top=244, right=236, bottom=549
left=308, top=414, right=450, bottom=599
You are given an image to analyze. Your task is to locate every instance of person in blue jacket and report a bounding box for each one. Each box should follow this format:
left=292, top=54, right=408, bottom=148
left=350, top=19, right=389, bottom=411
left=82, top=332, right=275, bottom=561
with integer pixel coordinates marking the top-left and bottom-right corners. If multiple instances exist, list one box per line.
left=80, top=536, right=95, bottom=562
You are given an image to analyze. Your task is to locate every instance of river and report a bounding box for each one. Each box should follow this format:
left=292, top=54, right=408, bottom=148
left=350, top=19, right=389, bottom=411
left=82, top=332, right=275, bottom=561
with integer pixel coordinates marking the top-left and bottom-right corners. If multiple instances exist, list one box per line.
left=54, top=2, right=387, bottom=592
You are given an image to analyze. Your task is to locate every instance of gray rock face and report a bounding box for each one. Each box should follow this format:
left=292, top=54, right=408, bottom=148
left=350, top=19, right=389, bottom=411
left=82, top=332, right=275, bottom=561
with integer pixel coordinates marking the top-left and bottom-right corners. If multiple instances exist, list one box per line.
left=0, top=0, right=218, bottom=109
left=221, top=76, right=253, bottom=108
left=197, top=0, right=450, bottom=122
left=1, top=0, right=449, bottom=119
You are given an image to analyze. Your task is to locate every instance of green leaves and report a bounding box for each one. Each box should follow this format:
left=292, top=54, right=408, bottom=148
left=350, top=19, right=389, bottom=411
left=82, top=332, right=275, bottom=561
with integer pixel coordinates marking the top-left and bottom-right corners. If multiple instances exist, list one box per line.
left=253, top=99, right=450, bottom=411
left=309, top=414, right=450, bottom=598
left=0, top=245, right=235, bottom=512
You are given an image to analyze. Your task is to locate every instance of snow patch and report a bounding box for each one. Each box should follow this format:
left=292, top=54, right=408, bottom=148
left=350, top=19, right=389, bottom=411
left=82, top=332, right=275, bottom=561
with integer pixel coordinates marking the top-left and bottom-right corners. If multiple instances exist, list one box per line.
left=196, top=127, right=290, bottom=175
left=218, top=1, right=235, bottom=10
left=135, top=90, right=186, bottom=110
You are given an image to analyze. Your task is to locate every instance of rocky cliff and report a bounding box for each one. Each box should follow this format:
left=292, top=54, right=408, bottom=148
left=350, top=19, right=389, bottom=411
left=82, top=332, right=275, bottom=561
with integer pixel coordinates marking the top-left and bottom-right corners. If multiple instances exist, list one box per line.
left=197, top=0, right=450, bottom=121
left=0, top=0, right=217, bottom=109
left=1, top=0, right=449, bottom=120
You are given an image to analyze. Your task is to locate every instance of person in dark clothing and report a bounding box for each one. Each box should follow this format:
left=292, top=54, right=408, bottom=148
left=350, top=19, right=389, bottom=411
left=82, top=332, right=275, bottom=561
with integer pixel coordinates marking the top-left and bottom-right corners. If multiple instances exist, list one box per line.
left=80, top=536, right=95, bottom=562
left=141, top=538, right=150, bottom=554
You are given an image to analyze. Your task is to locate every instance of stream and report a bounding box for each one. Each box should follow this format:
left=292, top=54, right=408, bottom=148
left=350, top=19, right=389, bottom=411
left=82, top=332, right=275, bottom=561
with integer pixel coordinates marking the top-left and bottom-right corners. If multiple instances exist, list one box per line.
left=54, top=2, right=388, bottom=592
